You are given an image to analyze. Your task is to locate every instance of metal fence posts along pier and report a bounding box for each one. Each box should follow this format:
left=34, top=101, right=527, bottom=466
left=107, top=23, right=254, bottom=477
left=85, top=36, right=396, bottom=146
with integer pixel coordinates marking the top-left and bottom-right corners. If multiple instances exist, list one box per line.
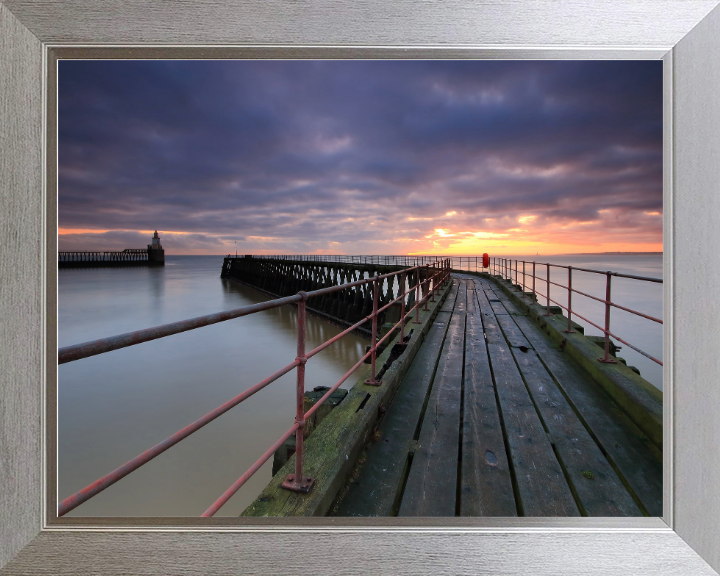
left=564, top=266, right=576, bottom=334
left=364, top=275, right=382, bottom=386
left=280, top=292, right=315, bottom=493
left=492, top=257, right=662, bottom=367
left=544, top=263, right=553, bottom=316
left=598, top=272, right=618, bottom=364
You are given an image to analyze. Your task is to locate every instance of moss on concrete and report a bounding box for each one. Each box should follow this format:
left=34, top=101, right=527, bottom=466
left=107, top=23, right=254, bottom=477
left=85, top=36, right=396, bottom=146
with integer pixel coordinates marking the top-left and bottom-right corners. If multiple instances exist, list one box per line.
left=242, top=281, right=453, bottom=517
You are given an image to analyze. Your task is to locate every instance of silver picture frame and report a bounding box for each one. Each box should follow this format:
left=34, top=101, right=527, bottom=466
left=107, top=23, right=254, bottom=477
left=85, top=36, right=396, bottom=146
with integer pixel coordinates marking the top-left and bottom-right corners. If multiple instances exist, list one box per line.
left=1, top=1, right=719, bottom=573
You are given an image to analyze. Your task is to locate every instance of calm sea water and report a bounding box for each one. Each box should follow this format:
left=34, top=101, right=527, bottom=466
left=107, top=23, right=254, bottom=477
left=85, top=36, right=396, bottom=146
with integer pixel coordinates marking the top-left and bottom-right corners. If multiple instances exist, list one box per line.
left=58, top=253, right=662, bottom=517
left=58, top=256, right=368, bottom=517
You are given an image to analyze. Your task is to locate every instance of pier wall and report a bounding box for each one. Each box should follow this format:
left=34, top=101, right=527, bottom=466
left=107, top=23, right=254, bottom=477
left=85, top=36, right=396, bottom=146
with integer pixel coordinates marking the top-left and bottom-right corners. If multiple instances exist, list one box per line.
left=222, top=256, right=430, bottom=336
left=59, top=248, right=164, bottom=268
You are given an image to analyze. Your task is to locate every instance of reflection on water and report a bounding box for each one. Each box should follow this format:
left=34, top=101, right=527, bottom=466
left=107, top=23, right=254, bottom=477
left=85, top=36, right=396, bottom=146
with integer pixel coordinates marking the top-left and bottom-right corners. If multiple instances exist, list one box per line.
left=58, top=256, right=368, bottom=517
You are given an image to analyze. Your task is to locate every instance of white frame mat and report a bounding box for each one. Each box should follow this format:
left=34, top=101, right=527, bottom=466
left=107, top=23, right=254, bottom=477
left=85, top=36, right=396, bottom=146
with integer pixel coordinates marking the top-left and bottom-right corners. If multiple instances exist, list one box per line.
left=1, top=1, right=719, bottom=574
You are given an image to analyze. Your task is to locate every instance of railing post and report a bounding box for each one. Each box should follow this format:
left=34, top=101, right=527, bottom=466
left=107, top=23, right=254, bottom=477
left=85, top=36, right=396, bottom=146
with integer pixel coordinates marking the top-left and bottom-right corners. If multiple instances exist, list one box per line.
left=424, top=267, right=430, bottom=311
left=365, top=275, right=383, bottom=385
left=598, top=272, right=617, bottom=363
left=532, top=261, right=536, bottom=301
left=564, top=266, right=576, bottom=333
left=522, top=261, right=526, bottom=296
left=544, top=263, right=553, bottom=316
left=431, top=264, right=436, bottom=302
left=281, top=291, right=315, bottom=493
left=413, top=267, right=422, bottom=324
left=515, top=259, right=518, bottom=290
left=400, top=271, right=406, bottom=341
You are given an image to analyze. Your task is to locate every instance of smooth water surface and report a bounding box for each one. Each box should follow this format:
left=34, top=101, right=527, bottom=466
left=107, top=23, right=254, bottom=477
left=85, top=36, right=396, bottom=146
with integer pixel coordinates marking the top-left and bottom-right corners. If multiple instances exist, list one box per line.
left=58, top=256, right=368, bottom=517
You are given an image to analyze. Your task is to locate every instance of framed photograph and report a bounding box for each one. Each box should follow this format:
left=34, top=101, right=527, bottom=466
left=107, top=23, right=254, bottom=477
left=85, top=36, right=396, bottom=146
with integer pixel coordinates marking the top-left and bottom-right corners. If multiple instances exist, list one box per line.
left=2, top=1, right=720, bottom=574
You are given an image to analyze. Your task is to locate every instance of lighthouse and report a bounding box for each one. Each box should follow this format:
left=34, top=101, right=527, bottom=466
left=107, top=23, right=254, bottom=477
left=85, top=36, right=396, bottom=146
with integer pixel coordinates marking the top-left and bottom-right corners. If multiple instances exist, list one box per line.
left=147, top=230, right=165, bottom=266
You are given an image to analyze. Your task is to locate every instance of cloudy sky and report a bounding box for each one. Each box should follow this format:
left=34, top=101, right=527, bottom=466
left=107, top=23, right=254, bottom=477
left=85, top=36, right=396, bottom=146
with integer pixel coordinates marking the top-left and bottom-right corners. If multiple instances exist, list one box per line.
left=58, top=60, right=662, bottom=256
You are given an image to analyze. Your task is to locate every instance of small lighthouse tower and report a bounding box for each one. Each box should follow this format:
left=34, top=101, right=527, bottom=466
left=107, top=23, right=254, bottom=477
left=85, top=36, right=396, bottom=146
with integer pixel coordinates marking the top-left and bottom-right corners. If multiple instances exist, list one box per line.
left=147, top=230, right=165, bottom=266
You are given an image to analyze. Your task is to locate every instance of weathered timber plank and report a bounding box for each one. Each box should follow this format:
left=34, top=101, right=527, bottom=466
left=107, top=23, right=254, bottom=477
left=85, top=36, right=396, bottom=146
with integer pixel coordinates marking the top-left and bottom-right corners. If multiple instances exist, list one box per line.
left=461, top=285, right=517, bottom=516
left=482, top=311, right=580, bottom=516
left=475, top=283, right=496, bottom=316
left=439, top=279, right=459, bottom=312
left=512, top=314, right=662, bottom=516
left=398, top=281, right=468, bottom=516
left=332, top=283, right=459, bottom=516
left=485, top=273, right=662, bottom=450
left=495, top=313, right=532, bottom=350
left=509, top=346, right=642, bottom=516
left=482, top=316, right=506, bottom=347
left=490, top=300, right=509, bottom=315
left=483, top=280, right=524, bottom=315
left=484, top=288, right=499, bottom=300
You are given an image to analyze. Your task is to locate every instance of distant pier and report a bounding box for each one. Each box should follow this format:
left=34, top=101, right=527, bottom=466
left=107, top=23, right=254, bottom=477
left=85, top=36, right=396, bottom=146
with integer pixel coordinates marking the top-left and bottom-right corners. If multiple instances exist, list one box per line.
left=59, top=231, right=165, bottom=268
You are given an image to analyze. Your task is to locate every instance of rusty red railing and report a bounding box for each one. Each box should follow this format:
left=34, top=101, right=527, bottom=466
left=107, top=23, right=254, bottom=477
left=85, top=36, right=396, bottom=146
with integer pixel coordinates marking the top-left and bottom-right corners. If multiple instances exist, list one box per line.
left=57, top=259, right=451, bottom=517
left=489, top=257, right=662, bottom=366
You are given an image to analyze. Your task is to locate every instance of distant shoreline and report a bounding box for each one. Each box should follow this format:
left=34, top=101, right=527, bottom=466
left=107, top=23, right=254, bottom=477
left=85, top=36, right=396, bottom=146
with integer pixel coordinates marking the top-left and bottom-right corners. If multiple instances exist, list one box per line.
left=564, top=252, right=663, bottom=256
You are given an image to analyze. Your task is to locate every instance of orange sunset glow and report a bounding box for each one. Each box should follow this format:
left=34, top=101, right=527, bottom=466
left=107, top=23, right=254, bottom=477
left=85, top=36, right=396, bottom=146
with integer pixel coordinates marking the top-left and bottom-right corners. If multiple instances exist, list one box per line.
left=59, top=61, right=662, bottom=256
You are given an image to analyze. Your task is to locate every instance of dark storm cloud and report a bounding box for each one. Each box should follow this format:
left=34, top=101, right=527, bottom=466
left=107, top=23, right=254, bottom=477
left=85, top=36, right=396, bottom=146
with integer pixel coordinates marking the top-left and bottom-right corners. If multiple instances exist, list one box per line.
left=58, top=60, right=662, bottom=253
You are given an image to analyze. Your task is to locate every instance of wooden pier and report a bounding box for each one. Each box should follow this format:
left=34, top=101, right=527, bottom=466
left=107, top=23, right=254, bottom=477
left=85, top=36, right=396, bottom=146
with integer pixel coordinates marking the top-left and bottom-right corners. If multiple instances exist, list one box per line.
left=245, top=271, right=662, bottom=518
left=332, top=275, right=661, bottom=517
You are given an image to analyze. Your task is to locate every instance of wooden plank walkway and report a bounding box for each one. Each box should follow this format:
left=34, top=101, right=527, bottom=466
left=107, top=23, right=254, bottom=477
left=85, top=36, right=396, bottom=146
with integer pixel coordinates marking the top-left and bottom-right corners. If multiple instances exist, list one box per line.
left=333, top=274, right=661, bottom=517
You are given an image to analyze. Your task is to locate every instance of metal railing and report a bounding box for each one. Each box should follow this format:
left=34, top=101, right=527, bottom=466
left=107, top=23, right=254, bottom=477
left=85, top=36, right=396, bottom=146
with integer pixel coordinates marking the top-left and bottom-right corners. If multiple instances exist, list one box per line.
left=59, top=250, right=149, bottom=262
left=228, top=255, right=505, bottom=271
left=228, top=254, right=445, bottom=266
left=57, top=259, right=451, bottom=517
left=489, top=257, right=662, bottom=366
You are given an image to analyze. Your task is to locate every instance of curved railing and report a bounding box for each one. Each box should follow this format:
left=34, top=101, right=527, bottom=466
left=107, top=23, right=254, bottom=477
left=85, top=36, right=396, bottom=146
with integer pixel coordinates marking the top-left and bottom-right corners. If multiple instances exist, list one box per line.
left=490, top=257, right=662, bottom=366
left=57, top=259, right=451, bottom=517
